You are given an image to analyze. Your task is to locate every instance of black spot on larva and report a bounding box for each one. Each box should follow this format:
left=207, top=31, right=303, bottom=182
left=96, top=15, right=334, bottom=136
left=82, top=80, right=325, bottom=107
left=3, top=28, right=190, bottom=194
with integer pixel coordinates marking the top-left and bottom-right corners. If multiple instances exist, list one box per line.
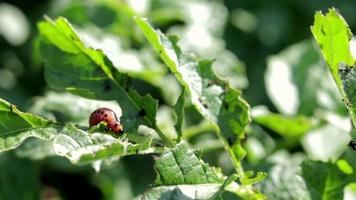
left=100, top=111, right=104, bottom=114
left=138, top=109, right=146, bottom=117
left=104, top=114, right=108, bottom=117
left=118, top=128, right=124, bottom=135
left=202, top=103, right=208, bottom=108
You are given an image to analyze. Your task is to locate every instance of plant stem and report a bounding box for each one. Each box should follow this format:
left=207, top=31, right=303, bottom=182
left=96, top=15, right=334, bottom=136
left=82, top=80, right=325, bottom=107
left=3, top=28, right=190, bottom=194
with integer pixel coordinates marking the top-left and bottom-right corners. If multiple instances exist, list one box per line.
left=182, top=120, right=245, bottom=177
left=155, top=126, right=176, bottom=148
left=213, top=125, right=245, bottom=178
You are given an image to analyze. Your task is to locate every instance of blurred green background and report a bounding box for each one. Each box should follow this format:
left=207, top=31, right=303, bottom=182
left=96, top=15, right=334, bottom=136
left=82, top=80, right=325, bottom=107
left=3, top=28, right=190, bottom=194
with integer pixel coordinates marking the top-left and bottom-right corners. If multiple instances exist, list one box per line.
left=1, top=0, right=356, bottom=199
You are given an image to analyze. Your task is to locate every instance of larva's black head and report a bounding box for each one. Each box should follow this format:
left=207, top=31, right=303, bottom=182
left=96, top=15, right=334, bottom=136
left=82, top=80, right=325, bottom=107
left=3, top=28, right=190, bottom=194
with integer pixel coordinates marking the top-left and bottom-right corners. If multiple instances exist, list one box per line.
left=118, top=128, right=124, bottom=135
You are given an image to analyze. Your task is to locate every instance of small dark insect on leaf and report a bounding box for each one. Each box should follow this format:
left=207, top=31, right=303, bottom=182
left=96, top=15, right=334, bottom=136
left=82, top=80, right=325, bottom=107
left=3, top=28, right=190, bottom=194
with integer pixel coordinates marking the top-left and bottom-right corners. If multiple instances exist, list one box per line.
left=348, top=140, right=356, bottom=151
left=338, top=62, right=351, bottom=74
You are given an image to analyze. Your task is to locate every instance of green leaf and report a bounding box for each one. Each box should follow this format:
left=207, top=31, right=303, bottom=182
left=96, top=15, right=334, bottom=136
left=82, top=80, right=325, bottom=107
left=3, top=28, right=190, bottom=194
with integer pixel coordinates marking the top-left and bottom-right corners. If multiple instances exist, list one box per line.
left=311, top=8, right=356, bottom=125
left=135, top=17, right=251, bottom=179
left=244, top=124, right=276, bottom=164
left=139, top=175, right=237, bottom=200
left=154, top=142, right=223, bottom=185
left=260, top=151, right=310, bottom=200
left=301, top=124, right=350, bottom=161
left=213, top=52, right=248, bottom=90
left=38, top=17, right=173, bottom=146
left=253, top=112, right=315, bottom=138
left=0, top=98, right=161, bottom=164
left=16, top=138, right=56, bottom=160
left=173, top=89, right=186, bottom=140
left=16, top=124, right=162, bottom=164
left=240, top=171, right=267, bottom=185
left=311, top=8, right=353, bottom=83
left=0, top=153, right=41, bottom=200
left=265, top=40, right=344, bottom=116
left=302, top=159, right=356, bottom=200
left=140, top=142, right=264, bottom=200
left=0, top=98, right=57, bottom=152
left=53, top=126, right=162, bottom=164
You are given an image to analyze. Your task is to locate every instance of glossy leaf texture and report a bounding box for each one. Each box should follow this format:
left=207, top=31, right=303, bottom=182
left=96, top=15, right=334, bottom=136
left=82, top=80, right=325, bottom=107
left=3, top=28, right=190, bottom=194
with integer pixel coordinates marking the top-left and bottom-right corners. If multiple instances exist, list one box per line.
left=135, top=17, right=251, bottom=178
left=38, top=17, right=174, bottom=145
left=311, top=8, right=356, bottom=126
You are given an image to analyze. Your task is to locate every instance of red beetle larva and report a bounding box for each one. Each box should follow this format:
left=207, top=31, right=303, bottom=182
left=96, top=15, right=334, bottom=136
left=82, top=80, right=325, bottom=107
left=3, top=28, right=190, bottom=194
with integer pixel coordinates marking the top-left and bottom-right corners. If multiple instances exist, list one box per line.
left=89, top=107, right=124, bottom=135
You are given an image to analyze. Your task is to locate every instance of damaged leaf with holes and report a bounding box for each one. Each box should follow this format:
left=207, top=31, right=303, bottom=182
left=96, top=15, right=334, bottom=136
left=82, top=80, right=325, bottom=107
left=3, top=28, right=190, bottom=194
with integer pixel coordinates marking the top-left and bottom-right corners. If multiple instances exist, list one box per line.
left=38, top=17, right=175, bottom=146
left=135, top=17, right=252, bottom=179
left=311, top=8, right=356, bottom=126
left=0, top=98, right=162, bottom=163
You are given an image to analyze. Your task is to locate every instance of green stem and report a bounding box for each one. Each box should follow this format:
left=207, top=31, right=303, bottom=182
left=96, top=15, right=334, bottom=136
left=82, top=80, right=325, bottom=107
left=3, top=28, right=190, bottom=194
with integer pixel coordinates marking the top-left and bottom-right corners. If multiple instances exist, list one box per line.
left=155, top=126, right=175, bottom=148
left=214, top=125, right=245, bottom=178
left=182, top=120, right=245, bottom=176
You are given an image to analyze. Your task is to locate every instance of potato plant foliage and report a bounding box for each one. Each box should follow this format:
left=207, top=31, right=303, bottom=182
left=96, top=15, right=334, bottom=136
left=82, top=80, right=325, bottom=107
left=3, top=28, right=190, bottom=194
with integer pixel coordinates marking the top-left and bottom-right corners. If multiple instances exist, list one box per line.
left=1, top=1, right=356, bottom=200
